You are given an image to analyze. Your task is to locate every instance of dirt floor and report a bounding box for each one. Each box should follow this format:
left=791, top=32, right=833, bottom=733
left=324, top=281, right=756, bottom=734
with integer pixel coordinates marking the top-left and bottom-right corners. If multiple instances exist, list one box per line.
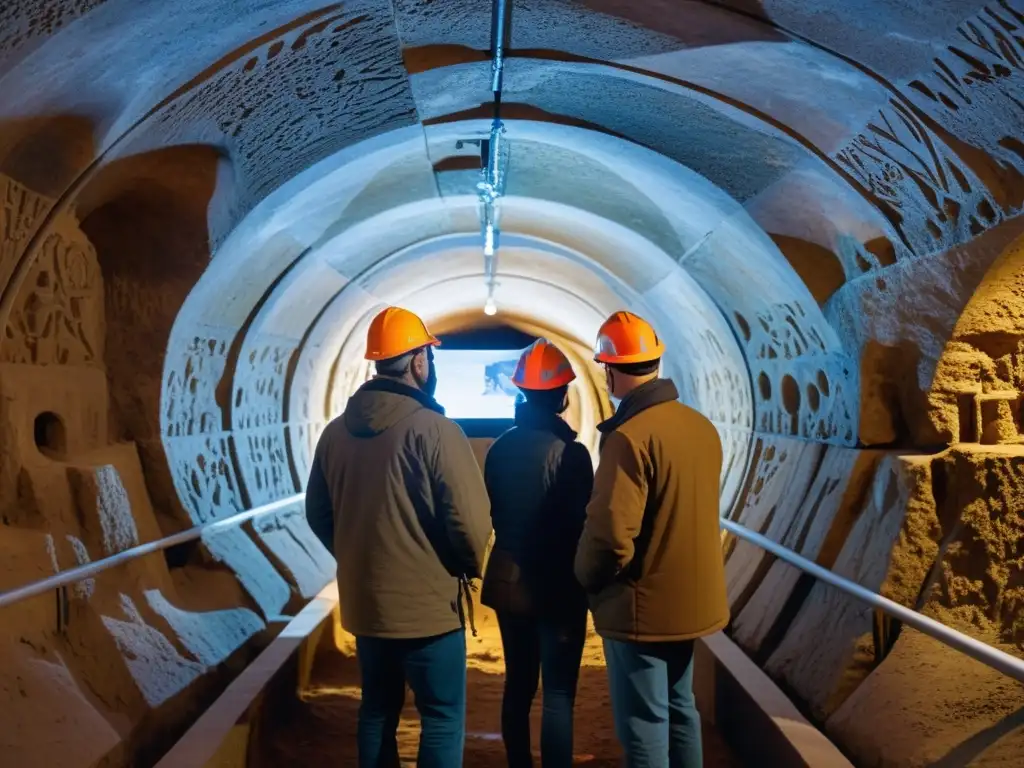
left=257, top=606, right=741, bottom=766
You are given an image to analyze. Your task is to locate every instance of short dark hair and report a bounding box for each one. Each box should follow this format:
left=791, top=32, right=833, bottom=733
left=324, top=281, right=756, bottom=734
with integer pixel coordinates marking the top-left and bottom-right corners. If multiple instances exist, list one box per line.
left=519, top=384, right=569, bottom=414
left=608, top=359, right=660, bottom=377
left=375, top=348, right=423, bottom=377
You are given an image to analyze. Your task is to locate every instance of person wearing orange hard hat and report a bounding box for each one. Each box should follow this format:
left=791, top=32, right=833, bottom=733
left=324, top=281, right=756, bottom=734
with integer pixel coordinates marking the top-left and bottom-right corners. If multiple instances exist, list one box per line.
left=575, top=311, right=728, bottom=768
left=480, top=338, right=594, bottom=768
left=305, top=306, right=492, bottom=768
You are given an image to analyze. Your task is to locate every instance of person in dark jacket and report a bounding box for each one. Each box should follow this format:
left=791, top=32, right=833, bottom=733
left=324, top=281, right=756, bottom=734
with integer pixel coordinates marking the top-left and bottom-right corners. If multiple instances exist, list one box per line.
left=480, top=338, right=595, bottom=768
left=575, top=311, right=729, bottom=768
left=305, top=306, right=492, bottom=768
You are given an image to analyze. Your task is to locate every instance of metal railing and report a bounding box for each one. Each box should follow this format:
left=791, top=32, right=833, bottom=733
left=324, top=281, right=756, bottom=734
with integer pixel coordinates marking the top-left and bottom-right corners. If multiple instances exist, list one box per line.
left=720, top=518, right=1024, bottom=685
left=1, top=488, right=1021, bottom=686
left=0, top=493, right=304, bottom=610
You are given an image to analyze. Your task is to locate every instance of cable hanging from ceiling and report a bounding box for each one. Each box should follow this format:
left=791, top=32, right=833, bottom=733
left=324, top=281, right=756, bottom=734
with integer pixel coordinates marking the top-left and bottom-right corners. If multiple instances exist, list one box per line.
left=477, top=0, right=512, bottom=317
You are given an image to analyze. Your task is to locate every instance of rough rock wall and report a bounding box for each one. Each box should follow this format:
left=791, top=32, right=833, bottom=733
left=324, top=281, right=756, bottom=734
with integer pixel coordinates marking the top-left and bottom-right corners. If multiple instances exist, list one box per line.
left=0, top=172, right=330, bottom=767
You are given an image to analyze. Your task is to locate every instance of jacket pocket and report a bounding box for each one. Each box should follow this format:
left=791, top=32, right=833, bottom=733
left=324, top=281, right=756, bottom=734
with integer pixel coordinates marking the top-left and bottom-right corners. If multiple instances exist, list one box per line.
left=481, top=549, right=534, bottom=615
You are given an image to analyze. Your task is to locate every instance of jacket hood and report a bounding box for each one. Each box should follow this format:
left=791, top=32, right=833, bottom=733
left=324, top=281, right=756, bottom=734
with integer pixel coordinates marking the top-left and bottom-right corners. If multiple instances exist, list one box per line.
left=513, top=399, right=578, bottom=442
left=343, top=378, right=445, bottom=438
left=598, top=378, right=679, bottom=437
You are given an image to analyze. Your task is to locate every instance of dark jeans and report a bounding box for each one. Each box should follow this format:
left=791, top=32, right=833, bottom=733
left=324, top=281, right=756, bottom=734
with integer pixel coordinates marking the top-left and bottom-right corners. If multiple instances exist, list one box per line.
left=355, top=629, right=467, bottom=768
left=603, top=638, right=701, bottom=768
left=496, top=610, right=587, bottom=768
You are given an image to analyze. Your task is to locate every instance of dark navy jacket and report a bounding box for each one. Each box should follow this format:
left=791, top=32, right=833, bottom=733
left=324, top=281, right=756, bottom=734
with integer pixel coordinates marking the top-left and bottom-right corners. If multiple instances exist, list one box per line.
left=480, top=400, right=594, bottom=619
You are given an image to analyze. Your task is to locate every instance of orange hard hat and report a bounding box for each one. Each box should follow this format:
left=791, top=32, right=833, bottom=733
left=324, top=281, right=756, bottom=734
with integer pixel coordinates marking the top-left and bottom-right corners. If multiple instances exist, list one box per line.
left=594, top=311, right=665, bottom=364
left=512, top=339, right=577, bottom=390
left=364, top=306, right=440, bottom=361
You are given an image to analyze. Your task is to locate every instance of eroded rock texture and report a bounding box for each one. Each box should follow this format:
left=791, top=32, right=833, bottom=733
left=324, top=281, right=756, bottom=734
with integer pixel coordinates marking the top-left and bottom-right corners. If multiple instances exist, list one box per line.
left=0, top=0, right=1023, bottom=765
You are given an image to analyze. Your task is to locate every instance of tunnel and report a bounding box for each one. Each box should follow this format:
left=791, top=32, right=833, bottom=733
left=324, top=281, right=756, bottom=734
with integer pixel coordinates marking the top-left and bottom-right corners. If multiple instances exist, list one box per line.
left=0, top=0, right=1023, bottom=765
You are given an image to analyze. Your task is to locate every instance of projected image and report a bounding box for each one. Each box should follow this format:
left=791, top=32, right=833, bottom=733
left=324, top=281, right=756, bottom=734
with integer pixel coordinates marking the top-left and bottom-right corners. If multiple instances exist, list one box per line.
left=433, top=349, right=523, bottom=420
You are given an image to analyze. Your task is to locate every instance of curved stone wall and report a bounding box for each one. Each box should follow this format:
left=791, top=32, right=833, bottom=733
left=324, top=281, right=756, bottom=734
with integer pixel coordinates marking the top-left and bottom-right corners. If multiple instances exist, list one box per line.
left=0, top=1, right=1022, bottom=765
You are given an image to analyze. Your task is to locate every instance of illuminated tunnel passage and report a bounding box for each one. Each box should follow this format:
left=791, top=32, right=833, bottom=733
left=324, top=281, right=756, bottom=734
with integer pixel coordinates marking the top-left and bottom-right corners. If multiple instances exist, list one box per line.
left=1, top=1, right=1024, bottom=766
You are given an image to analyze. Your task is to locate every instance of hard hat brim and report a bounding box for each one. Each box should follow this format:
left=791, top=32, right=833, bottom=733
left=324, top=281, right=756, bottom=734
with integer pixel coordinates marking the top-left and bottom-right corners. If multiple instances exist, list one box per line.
left=364, top=336, right=441, bottom=361
left=512, top=369, right=577, bottom=390
left=594, top=344, right=665, bottom=365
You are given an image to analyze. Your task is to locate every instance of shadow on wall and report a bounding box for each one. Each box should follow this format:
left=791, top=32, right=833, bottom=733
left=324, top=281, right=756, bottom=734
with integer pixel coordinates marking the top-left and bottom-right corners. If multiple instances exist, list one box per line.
left=0, top=114, right=97, bottom=198
left=78, top=144, right=234, bottom=531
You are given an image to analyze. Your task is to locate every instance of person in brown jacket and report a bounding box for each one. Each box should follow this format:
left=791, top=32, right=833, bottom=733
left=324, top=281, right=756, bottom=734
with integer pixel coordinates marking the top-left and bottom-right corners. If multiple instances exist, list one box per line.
left=305, top=306, right=492, bottom=768
left=574, top=310, right=729, bottom=768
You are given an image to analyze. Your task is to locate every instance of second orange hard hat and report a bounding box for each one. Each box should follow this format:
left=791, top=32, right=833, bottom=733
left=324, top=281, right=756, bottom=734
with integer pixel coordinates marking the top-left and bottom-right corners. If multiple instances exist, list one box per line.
left=512, top=339, right=576, bottom=390
left=593, top=311, right=665, bottom=365
left=364, top=306, right=440, bottom=361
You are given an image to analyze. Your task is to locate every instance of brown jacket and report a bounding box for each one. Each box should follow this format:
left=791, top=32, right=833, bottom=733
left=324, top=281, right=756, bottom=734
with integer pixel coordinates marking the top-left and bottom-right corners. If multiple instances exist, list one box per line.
left=574, top=379, right=729, bottom=642
left=305, top=378, right=492, bottom=639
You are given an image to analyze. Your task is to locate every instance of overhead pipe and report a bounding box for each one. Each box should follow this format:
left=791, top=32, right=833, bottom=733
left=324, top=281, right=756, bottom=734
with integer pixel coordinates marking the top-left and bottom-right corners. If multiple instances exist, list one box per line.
left=489, top=0, right=513, bottom=96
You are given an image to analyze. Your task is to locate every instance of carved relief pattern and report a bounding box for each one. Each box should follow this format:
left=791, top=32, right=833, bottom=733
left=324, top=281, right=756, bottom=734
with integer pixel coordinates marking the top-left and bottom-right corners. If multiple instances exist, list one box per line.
left=686, top=328, right=752, bottom=429
left=1, top=176, right=48, bottom=282
left=905, top=1, right=1024, bottom=207
left=834, top=97, right=1002, bottom=258
left=753, top=359, right=857, bottom=446
left=232, top=339, right=296, bottom=431
left=287, top=421, right=326, bottom=483
left=165, top=434, right=244, bottom=524
left=233, top=427, right=296, bottom=507
left=2, top=226, right=104, bottom=366
left=0, top=0, right=107, bottom=62
left=162, top=333, right=231, bottom=437
left=151, top=4, right=417, bottom=229
left=733, top=301, right=831, bottom=362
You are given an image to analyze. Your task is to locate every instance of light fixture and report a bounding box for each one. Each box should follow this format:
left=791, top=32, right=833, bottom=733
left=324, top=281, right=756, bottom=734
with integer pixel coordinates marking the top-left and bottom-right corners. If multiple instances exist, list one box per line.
left=484, top=296, right=498, bottom=316
left=483, top=222, right=495, bottom=256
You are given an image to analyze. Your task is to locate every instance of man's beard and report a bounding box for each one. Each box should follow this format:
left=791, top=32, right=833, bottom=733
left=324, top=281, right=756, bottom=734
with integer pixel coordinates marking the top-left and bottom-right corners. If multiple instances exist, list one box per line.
left=415, top=359, right=438, bottom=398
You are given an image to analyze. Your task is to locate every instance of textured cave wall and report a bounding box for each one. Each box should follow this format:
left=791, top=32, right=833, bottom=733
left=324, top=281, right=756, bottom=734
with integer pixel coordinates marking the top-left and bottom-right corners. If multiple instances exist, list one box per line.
left=0, top=1, right=1022, bottom=766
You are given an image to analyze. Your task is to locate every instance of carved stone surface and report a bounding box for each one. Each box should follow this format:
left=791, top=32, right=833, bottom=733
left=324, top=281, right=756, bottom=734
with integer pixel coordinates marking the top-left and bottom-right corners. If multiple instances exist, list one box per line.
left=904, top=1, right=1024, bottom=214
left=144, top=590, right=263, bottom=667
left=67, top=463, right=140, bottom=557
left=833, top=96, right=1003, bottom=259
left=252, top=506, right=335, bottom=598
left=287, top=420, right=326, bottom=488
left=0, top=175, right=48, bottom=289
left=201, top=525, right=291, bottom=619
left=99, top=594, right=207, bottom=708
left=231, top=426, right=297, bottom=508
left=724, top=436, right=823, bottom=614
left=149, top=2, right=418, bottom=233
left=232, top=338, right=296, bottom=431
left=0, top=0, right=107, bottom=63
left=1, top=218, right=103, bottom=367
left=732, top=448, right=885, bottom=657
left=826, top=629, right=1024, bottom=766
left=765, top=455, right=937, bottom=720
left=163, top=433, right=244, bottom=524
left=162, top=330, right=232, bottom=438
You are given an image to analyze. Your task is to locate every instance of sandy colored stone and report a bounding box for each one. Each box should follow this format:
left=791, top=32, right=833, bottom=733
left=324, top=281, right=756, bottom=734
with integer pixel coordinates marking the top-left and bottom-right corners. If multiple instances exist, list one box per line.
left=925, top=446, right=1024, bottom=649
left=0, top=643, right=123, bottom=768
left=724, top=435, right=823, bottom=613
left=732, top=446, right=886, bottom=656
left=201, top=525, right=291, bottom=619
left=826, top=629, right=1024, bottom=767
left=252, top=508, right=335, bottom=599
left=68, top=463, right=140, bottom=556
left=765, top=454, right=937, bottom=720
left=145, top=590, right=263, bottom=667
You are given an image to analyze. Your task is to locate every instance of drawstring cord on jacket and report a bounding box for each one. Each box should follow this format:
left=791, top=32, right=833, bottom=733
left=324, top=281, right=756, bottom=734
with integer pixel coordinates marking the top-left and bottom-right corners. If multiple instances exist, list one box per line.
left=458, top=576, right=478, bottom=637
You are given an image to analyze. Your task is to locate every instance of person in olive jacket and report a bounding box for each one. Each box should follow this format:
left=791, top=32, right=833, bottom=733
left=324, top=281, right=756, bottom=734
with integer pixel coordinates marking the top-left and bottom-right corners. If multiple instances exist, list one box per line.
left=481, top=339, right=595, bottom=768
left=575, top=311, right=729, bottom=768
left=305, top=306, right=492, bottom=768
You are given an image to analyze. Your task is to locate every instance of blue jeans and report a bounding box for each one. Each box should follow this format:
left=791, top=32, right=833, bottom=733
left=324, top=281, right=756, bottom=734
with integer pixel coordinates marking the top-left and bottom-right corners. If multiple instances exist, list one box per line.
left=603, top=638, right=702, bottom=768
left=355, top=629, right=467, bottom=768
left=497, top=611, right=587, bottom=768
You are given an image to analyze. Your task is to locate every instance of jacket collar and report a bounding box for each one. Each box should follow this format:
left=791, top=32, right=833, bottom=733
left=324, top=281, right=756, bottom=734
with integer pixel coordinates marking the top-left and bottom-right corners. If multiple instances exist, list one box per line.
left=598, top=378, right=679, bottom=436
left=360, top=377, right=446, bottom=415
left=514, top=400, right=577, bottom=442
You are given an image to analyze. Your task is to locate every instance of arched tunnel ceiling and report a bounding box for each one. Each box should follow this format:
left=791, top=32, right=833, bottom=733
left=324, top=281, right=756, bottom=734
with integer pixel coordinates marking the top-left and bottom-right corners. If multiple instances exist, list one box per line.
left=1, top=4, right=1024, bottom=765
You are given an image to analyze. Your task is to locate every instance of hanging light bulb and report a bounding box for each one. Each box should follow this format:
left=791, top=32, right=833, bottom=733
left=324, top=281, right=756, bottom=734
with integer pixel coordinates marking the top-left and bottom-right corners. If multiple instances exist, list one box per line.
left=484, top=296, right=498, bottom=316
